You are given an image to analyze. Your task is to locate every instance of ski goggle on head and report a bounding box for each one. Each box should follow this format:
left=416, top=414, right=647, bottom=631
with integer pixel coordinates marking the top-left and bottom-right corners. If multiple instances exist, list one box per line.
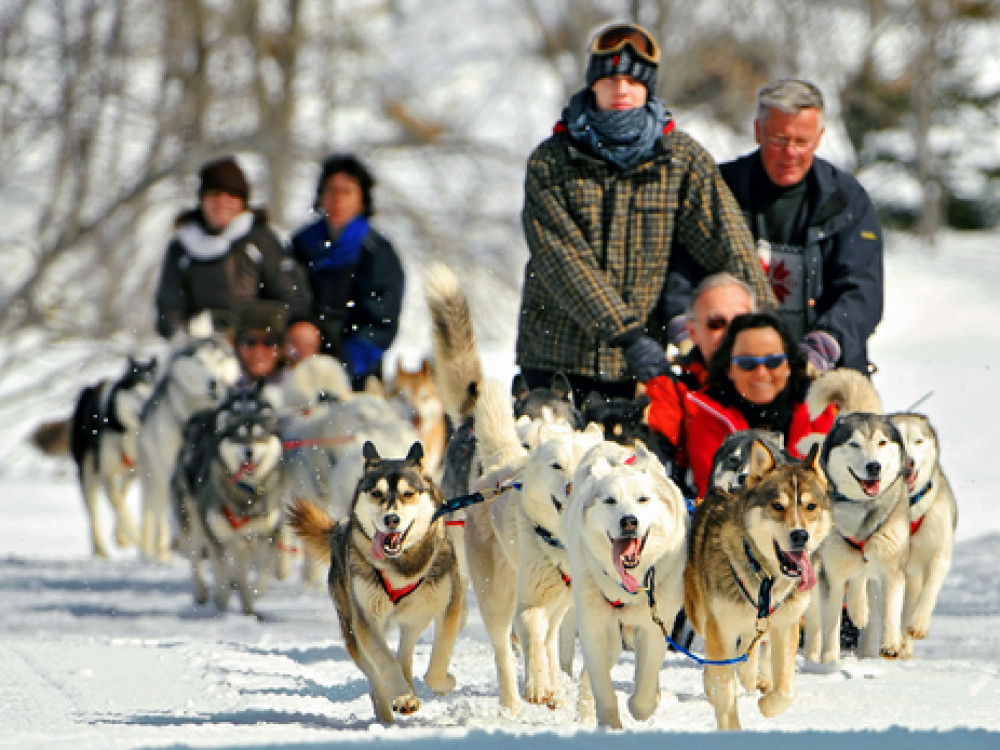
left=590, top=24, right=661, bottom=65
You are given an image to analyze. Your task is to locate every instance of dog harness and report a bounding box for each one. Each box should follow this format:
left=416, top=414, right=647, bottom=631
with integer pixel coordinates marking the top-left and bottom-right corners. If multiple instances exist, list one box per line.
left=909, top=481, right=933, bottom=536
left=378, top=570, right=422, bottom=604
left=729, top=538, right=783, bottom=619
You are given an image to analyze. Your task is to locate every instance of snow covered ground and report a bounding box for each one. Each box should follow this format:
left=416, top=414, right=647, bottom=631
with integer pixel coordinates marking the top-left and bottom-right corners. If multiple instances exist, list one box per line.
left=2, top=231, right=1000, bottom=748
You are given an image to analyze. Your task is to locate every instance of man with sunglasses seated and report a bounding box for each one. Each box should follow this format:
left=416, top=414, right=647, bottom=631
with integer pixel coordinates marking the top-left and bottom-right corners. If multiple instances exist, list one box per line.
left=515, top=21, right=773, bottom=404
left=645, top=272, right=755, bottom=494
left=683, top=311, right=837, bottom=499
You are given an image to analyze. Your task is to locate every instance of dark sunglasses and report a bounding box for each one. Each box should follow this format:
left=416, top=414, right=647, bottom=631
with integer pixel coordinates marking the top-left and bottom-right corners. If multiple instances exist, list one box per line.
left=591, top=25, right=660, bottom=64
left=239, top=335, right=279, bottom=348
left=703, top=314, right=732, bottom=331
left=731, top=354, right=787, bottom=371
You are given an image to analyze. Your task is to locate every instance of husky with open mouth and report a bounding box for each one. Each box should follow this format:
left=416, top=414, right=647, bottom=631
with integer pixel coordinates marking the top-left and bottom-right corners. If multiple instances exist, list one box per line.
left=564, top=439, right=688, bottom=729
left=804, top=411, right=909, bottom=666
left=889, top=411, right=957, bottom=657
left=685, top=439, right=831, bottom=729
left=287, top=441, right=464, bottom=726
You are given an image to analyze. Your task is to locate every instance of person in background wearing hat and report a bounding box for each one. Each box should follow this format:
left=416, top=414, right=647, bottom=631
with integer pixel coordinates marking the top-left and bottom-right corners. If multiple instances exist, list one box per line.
left=233, top=300, right=288, bottom=391
left=515, top=21, right=773, bottom=404
left=289, top=153, right=404, bottom=391
left=154, top=156, right=312, bottom=340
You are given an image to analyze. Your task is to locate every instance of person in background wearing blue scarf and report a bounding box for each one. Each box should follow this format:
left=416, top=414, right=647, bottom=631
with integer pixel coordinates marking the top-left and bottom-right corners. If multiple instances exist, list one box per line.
left=289, top=154, right=405, bottom=390
left=516, top=21, right=773, bottom=405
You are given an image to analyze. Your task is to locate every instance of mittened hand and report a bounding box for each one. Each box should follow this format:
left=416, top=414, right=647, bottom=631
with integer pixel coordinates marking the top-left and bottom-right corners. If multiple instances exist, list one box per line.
left=800, top=330, right=841, bottom=375
left=623, top=335, right=670, bottom=383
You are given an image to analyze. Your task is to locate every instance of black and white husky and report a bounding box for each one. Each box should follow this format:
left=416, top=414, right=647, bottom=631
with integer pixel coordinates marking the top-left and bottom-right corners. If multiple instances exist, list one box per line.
left=31, top=356, right=158, bottom=557
left=172, top=384, right=285, bottom=615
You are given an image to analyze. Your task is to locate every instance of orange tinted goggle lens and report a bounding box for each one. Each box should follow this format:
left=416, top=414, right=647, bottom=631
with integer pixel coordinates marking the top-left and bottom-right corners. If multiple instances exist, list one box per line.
left=591, top=26, right=660, bottom=64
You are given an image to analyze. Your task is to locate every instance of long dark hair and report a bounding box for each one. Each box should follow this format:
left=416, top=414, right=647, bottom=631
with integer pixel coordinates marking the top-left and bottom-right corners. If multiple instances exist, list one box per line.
left=706, top=311, right=804, bottom=388
left=313, top=153, right=376, bottom=217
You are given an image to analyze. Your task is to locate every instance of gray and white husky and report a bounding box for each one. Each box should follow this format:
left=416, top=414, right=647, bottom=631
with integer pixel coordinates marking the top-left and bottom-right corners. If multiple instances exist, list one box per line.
left=890, top=412, right=958, bottom=656
left=173, top=384, right=285, bottom=614
left=136, top=334, right=240, bottom=561
left=805, top=411, right=910, bottom=665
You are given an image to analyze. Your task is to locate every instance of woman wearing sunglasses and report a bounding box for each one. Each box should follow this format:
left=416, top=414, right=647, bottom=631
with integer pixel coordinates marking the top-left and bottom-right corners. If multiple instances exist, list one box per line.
left=684, top=311, right=837, bottom=497
left=515, top=21, right=773, bottom=404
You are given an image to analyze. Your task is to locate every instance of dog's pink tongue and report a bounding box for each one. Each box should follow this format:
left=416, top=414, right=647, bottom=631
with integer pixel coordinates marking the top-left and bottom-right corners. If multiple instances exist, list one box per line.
left=788, top=550, right=816, bottom=592
left=860, top=478, right=880, bottom=496
left=371, top=531, right=386, bottom=560
left=612, top=538, right=641, bottom=594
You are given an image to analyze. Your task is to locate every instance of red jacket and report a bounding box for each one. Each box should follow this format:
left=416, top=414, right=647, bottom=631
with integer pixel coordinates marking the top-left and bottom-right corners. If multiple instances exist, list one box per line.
left=684, top=388, right=837, bottom=498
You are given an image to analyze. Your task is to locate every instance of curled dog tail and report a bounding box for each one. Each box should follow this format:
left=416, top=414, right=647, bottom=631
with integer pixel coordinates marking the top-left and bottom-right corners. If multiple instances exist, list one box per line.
left=806, top=367, right=883, bottom=420
left=286, top=499, right=336, bottom=565
left=425, top=263, right=482, bottom=424
left=474, top=379, right=527, bottom=476
left=30, top=419, right=71, bottom=456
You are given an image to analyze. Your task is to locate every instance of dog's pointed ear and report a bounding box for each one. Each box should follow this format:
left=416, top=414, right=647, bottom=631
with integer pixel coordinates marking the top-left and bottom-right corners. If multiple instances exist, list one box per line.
left=744, top=439, right=776, bottom=489
left=362, top=440, right=381, bottom=466
left=396, top=359, right=406, bottom=377
left=803, top=442, right=826, bottom=484
left=550, top=371, right=574, bottom=402
left=511, top=373, right=530, bottom=401
left=583, top=421, right=604, bottom=439
left=405, top=441, right=425, bottom=467
left=420, top=358, right=432, bottom=376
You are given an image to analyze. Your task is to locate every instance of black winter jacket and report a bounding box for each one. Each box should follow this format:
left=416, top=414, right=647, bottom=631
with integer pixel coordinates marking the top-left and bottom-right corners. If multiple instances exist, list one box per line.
left=154, top=210, right=312, bottom=339
left=665, top=152, right=883, bottom=372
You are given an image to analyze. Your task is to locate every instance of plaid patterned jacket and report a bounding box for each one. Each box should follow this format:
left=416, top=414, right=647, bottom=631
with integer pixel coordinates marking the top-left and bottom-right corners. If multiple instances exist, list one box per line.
left=516, top=127, right=774, bottom=381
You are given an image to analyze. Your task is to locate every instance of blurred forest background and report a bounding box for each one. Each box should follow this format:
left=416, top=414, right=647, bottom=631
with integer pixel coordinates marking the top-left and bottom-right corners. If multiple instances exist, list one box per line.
left=1, top=0, right=999, bottom=412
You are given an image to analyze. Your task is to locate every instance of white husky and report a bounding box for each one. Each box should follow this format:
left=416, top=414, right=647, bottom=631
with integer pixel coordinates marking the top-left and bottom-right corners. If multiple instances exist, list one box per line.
left=464, top=379, right=603, bottom=712
left=890, top=412, right=958, bottom=657
left=136, top=335, right=240, bottom=561
left=565, top=440, right=688, bottom=729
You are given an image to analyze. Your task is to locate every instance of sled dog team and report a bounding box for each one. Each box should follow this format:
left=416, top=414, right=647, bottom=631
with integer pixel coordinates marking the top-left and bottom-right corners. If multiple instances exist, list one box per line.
left=33, top=268, right=956, bottom=730
left=287, top=265, right=956, bottom=729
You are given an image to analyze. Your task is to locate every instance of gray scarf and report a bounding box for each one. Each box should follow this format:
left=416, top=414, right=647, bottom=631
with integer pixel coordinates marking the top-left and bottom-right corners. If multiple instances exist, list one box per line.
left=563, top=89, right=671, bottom=170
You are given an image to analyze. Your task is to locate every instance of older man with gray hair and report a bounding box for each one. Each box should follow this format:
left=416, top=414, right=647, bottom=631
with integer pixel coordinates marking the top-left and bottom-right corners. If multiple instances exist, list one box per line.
left=666, top=78, right=883, bottom=375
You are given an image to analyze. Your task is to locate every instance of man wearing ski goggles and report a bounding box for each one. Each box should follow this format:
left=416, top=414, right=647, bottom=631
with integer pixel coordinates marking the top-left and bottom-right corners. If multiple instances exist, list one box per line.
left=516, top=20, right=773, bottom=410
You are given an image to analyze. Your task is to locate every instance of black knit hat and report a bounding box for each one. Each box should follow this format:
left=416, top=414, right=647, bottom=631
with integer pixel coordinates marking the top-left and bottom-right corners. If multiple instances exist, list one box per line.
left=198, top=157, right=250, bottom=202
left=585, top=23, right=660, bottom=93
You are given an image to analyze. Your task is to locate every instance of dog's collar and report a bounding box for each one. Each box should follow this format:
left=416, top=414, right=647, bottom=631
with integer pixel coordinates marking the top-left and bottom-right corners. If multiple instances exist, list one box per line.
left=533, top=524, right=565, bottom=550
left=559, top=566, right=571, bottom=586
left=378, top=570, right=422, bottom=604
left=910, top=481, right=933, bottom=506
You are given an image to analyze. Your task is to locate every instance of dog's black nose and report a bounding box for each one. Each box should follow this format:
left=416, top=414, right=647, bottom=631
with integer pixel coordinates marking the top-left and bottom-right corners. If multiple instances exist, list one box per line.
left=865, top=460, right=881, bottom=478
left=384, top=513, right=401, bottom=530
left=620, top=514, right=638, bottom=536
left=790, top=529, right=809, bottom=549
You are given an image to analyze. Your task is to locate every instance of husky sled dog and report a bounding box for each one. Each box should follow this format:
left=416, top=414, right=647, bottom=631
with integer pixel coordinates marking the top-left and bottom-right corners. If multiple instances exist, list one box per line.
left=136, top=334, right=240, bottom=561
left=806, top=410, right=909, bottom=665
left=31, top=356, right=158, bottom=557
left=280, top=353, right=353, bottom=411
left=890, top=412, right=958, bottom=656
left=287, top=442, right=464, bottom=725
left=565, top=439, right=688, bottom=729
left=384, top=358, right=448, bottom=481
left=685, top=441, right=831, bottom=730
left=173, top=384, right=284, bottom=614
left=799, top=368, right=911, bottom=665
left=709, top=429, right=790, bottom=493
left=464, top=379, right=604, bottom=712
left=512, top=371, right=583, bottom=431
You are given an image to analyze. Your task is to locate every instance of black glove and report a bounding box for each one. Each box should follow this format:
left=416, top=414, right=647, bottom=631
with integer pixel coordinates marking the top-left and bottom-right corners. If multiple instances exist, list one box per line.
left=623, top=334, right=670, bottom=382
left=799, top=330, right=841, bottom=375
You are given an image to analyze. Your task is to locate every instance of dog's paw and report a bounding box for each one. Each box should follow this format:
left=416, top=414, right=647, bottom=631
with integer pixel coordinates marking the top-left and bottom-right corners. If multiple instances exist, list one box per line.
left=627, top=691, right=659, bottom=722
left=907, top=622, right=929, bottom=640
left=392, top=693, right=420, bottom=715
left=424, top=672, right=456, bottom=696
left=758, top=691, right=793, bottom=718
left=524, top=676, right=554, bottom=707
left=879, top=644, right=901, bottom=659
left=596, top=706, right=624, bottom=730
